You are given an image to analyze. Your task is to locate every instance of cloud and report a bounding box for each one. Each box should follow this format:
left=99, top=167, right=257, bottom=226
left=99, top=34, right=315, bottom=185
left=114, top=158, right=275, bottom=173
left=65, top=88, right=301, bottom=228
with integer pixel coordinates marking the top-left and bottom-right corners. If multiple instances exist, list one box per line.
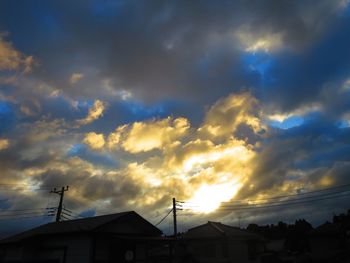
left=83, top=132, right=105, bottom=151
left=0, top=34, right=34, bottom=73
left=341, top=79, right=350, bottom=92
left=267, top=103, right=322, bottom=122
left=0, top=138, right=9, bottom=150
left=69, top=73, right=84, bottom=85
left=198, top=92, right=264, bottom=140
left=0, top=90, right=349, bottom=235
left=107, top=117, right=190, bottom=153
left=76, top=100, right=107, bottom=126
left=2, top=0, right=346, bottom=106
left=80, top=92, right=262, bottom=214
left=1, top=1, right=350, bottom=234
left=236, top=30, right=284, bottom=53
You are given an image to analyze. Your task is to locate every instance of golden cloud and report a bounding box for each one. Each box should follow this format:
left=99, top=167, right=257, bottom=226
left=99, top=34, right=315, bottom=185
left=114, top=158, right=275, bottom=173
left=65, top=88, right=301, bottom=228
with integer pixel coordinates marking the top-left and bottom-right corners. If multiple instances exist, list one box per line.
left=83, top=132, right=105, bottom=150
left=69, top=73, right=84, bottom=85
left=267, top=103, right=322, bottom=122
left=236, top=29, right=284, bottom=53
left=76, top=100, right=107, bottom=126
left=198, top=92, right=263, bottom=139
left=3, top=92, right=268, bottom=218
left=108, top=117, right=190, bottom=153
left=79, top=92, right=263, bottom=212
left=0, top=139, right=10, bottom=150
left=0, top=34, right=35, bottom=73
left=107, top=125, right=127, bottom=149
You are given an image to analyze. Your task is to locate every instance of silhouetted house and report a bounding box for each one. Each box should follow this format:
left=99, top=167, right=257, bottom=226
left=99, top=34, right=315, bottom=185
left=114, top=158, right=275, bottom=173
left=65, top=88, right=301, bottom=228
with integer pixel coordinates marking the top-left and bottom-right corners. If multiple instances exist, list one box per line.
left=247, top=223, right=286, bottom=253
left=180, top=221, right=265, bottom=263
left=0, top=211, right=173, bottom=263
left=309, top=221, right=350, bottom=262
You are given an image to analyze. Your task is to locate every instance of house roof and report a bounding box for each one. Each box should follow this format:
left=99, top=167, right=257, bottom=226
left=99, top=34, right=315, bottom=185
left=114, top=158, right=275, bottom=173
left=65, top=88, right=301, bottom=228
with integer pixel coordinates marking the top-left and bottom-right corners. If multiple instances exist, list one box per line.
left=184, top=221, right=263, bottom=240
left=0, top=211, right=162, bottom=244
left=310, top=221, right=342, bottom=237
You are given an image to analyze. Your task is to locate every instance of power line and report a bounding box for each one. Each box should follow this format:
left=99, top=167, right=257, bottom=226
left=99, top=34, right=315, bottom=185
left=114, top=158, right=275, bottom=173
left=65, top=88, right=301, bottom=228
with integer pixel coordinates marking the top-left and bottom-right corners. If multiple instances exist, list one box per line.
left=0, top=183, right=59, bottom=188
left=227, top=183, right=350, bottom=202
left=175, top=187, right=350, bottom=216
left=219, top=191, right=350, bottom=208
left=177, top=183, right=350, bottom=205
left=155, top=209, right=173, bottom=226
left=62, top=207, right=73, bottom=213
left=215, top=193, right=350, bottom=211
left=62, top=207, right=84, bottom=219
left=0, top=215, right=48, bottom=221
left=178, top=190, right=350, bottom=210
left=50, top=186, right=69, bottom=222
left=61, top=214, right=71, bottom=221
left=0, top=208, right=51, bottom=213
left=0, top=212, right=47, bottom=218
left=0, top=188, right=55, bottom=192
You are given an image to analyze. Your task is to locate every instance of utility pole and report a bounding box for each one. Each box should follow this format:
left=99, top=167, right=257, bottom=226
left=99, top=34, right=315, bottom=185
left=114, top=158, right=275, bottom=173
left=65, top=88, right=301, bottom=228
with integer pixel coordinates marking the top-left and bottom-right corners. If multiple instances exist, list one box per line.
left=50, top=186, right=69, bottom=222
left=172, top=197, right=177, bottom=237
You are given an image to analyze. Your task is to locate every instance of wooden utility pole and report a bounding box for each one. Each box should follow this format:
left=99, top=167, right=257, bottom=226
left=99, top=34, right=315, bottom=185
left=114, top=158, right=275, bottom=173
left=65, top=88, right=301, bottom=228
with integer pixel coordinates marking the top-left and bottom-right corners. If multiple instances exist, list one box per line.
left=50, top=186, right=69, bottom=222
left=172, top=197, right=177, bottom=237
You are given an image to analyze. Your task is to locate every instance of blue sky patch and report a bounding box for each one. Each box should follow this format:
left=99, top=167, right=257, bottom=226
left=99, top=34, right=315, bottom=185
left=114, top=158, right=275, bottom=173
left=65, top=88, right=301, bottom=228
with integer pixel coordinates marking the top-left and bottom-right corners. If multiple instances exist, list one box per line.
left=67, top=144, right=117, bottom=168
left=269, top=115, right=304, bottom=130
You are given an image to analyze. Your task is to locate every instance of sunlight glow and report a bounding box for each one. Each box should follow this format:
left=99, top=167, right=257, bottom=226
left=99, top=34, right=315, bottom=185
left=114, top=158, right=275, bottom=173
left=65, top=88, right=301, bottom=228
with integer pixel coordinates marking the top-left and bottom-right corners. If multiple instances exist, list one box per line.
left=187, top=183, right=241, bottom=213
left=183, top=145, right=250, bottom=172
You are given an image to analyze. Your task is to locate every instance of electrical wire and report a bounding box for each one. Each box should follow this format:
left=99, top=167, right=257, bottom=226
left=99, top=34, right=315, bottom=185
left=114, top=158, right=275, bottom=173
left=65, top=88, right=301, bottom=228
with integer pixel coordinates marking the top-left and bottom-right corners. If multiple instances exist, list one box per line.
left=62, top=207, right=84, bottom=219
left=0, top=208, right=49, bottom=213
left=178, top=190, right=350, bottom=209
left=155, top=209, right=173, bottom=226
left=179, top=192, right=350, bottom=213
left=177, top=183, right=350, bottom=205
left=0, top=211, right=48, bottom=217
left=0, top=215, right=49, bottom=221
left=0, top=184, right=61, bottom=192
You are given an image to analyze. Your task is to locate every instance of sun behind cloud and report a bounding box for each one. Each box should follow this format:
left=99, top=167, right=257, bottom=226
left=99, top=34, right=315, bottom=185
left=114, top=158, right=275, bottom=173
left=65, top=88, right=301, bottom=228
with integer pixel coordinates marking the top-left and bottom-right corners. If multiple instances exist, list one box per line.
left=79, top=92, right=261, bottom=213
left=186, top=183, right=242, bottom=213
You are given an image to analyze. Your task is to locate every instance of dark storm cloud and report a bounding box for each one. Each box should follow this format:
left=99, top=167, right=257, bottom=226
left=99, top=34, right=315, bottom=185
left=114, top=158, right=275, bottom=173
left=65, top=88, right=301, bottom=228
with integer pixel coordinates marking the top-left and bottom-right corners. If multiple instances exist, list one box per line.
left=265, top=14, right=350, bottom=112
left=0, top=0, right=347, bottom=107
left=237, top=115, right=350, bottom=200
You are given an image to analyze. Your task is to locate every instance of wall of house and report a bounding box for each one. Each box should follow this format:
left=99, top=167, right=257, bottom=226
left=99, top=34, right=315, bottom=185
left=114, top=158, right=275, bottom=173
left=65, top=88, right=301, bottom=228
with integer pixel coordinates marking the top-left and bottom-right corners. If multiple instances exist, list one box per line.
left=228, top=240, right=250, bottom=263
left=0, top=246, right=24, bottom=261
left=184, top=239, right=229, bottom=263
left=0, top=234, right=92, bottom=263
left=182, top=238, right=263, bottom=263
left=94, top=236, right=159, bottom=263
left=265, top=239, right=285, bottom=252
left=41, top=235, right=92, bottom=263
left=309, top=237, right=341, bottom=261
left=227, top=239, right=262, bottom=263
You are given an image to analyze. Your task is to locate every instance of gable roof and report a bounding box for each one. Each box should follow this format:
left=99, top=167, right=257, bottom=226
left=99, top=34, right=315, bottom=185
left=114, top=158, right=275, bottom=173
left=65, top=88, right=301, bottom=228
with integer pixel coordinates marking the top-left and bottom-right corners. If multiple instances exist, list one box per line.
left=0, top=211, right=162, bottom=244
left=310, top=221, right=343, bottom=237
left=184, top=221, right=262, bottom=240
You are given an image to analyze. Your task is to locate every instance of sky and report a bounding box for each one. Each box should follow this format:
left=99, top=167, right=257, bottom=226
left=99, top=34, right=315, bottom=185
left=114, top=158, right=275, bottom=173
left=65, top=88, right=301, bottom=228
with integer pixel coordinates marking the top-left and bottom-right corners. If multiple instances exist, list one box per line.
left=1, top=0, right=350, bottom=236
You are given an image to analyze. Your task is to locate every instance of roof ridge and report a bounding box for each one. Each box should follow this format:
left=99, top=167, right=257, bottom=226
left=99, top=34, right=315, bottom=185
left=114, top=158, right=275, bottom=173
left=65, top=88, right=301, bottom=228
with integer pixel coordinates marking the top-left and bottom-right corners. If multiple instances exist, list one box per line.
left=0, top=211, right=161, bottom=244
left=91, top=211, right=135, bottom=231
left=45, top=211, right=134, bottom=225
left=208, top=221, right=226, bottom=236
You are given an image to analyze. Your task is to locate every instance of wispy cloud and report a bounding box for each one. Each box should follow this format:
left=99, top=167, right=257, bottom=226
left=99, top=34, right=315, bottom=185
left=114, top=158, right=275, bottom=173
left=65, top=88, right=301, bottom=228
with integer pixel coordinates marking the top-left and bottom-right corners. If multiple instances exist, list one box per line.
left=0, top=34, right=34, bottom=73
left=76, top=100, right=107, bottom=126
left=69, top=73, right=84, bottom=85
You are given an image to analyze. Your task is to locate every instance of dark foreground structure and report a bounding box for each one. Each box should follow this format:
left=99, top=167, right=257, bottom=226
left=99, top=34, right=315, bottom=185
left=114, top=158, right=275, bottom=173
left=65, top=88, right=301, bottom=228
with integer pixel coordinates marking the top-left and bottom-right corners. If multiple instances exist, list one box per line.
left=179, top=221, right=265, bottom=263
left=2, top=210, right=349, bottom=263
left=0, top=211, right=174, bottom=263
left=0, top=212, right=267, bottom=263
